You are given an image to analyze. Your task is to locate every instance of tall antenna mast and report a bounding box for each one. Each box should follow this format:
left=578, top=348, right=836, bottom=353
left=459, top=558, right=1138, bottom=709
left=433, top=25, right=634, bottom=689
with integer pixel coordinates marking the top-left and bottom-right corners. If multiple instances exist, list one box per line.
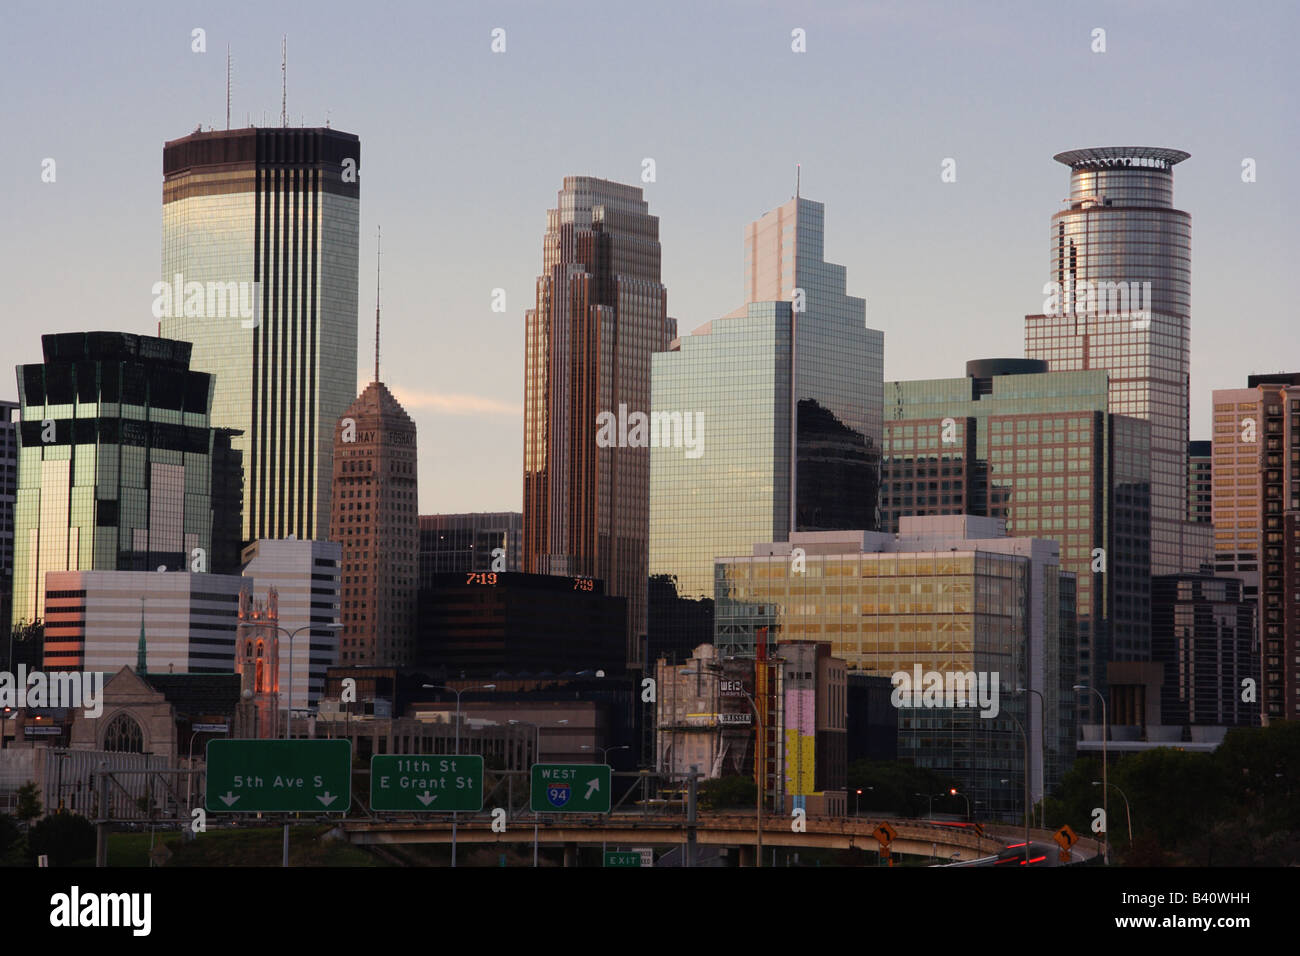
left=280, top=35, right=287, bottom=128
left=226, top=47, right=231, bottom=130
left=796, top=163, right=801, bottom=199
left=374, top=225, right=382, bottom=383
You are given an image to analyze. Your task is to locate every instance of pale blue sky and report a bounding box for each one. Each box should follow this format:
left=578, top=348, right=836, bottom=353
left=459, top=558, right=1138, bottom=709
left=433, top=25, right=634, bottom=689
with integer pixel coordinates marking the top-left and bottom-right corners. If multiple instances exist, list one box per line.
left=2, top=0, right=1295, bottom=512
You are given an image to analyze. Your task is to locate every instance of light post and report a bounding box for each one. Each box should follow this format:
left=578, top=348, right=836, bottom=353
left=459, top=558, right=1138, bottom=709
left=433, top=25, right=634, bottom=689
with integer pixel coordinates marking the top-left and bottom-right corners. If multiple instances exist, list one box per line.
left=276, top=622, right=342, bottom=740
left=271, top=620, right=339, bottom=868
left=1093, top=781, right=1132, bottom=848
left=1074, top=684, right=1108, bottom=864
left=914, top=792, right=936, bottom=819
left=510, top=717, right=568, bottom=866
left=1017, top=686, right=1048, bottom=829
left=423, top=683, right=495, bottom=868
left=1007, top=712, right=1031, bottom=866
left=581, top=743, right=629, bottom=859
left=855, top=787, right=872, bottom=817
left=947, top=788, right=971, bottom=822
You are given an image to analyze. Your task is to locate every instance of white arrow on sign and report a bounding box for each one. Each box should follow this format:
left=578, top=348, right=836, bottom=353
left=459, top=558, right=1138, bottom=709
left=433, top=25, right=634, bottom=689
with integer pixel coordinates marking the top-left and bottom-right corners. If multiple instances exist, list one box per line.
left=585, top=778, right=600, bottom=800
left=219, top=791, right=239, bottom=807
left=317, top=792, right=337, bottom=807
left=417, top=791, right=437, bottom=806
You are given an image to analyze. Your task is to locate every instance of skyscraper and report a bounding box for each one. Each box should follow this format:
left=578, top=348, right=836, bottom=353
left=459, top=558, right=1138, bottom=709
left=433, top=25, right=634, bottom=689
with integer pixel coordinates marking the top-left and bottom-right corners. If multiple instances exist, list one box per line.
left=329, top=380, right=417, bottom=667
left=161, top=127, right=360, bottom=545
left=1211, top=373, right=1300, bottom=723
left=11, top=333, right=217, bottom=628
left=1025, top=147, right=1201, bottom=575
left=649, top=193, right=884, bottom=665
left=522, top=176, right=675, bottom=668
left=733, top=194, right=883, bottom=532
left=0, top=400, right=17, bottom=636
left=881, top=359, right=1151, bottom=721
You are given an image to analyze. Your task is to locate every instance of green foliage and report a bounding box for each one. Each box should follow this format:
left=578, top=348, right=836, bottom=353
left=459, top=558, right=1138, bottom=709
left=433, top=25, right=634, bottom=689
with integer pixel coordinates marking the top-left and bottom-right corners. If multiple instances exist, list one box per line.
left=846, top=759, right=960, bottom=818
left=15, top=782, right=42, bottom=824
left=0, top=813, right=20, bottom=854
left=698, top=775, right=757, bottom=810
left=27, top=812, right=96, bottom=867
left=1047, top=721, right=1300, bottom=865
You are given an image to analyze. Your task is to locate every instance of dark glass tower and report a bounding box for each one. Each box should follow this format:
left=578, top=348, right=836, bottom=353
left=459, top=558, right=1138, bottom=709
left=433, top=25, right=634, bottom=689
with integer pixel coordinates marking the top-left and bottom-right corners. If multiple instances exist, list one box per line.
left=11, top=332, right=216, bottom=627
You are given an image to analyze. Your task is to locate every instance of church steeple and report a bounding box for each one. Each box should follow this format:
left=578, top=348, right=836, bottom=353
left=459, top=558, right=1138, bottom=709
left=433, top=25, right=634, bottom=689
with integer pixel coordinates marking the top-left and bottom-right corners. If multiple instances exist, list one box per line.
left=136, top=598, right=147, bottom=674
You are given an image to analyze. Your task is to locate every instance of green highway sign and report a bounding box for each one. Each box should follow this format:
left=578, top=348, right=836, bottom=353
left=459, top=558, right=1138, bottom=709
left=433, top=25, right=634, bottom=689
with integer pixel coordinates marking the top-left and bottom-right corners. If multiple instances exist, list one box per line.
left=206, top=739, right=351, bottom=813
left=530, top=763, right=611, bottom=813
left=604, top=851, right=642, bottom=868
left=370, top=754, right=483, bottom=811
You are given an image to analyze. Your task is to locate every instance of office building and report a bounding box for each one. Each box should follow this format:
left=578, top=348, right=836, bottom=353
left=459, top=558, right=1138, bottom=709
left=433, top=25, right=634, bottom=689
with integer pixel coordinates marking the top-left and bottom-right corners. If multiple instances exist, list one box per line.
left=1024, top=147, right=1202, bottom=575
left=42, top=570, right=243, bottom=674
left=650, top=193, right=884, bottom=663
left=330, top=381, right=417, bottom=666
left=882, top=359, right=1150, bottom=721
left=240, top=537, right=341, bottom=711
left=522, top=177, right=675, bottom=668
left=161, top=127, right=360, bottom=544
left=1188, top=440, right=1212, bottom=524
left=0, top=400, right=16, bottom=636
left=714, top=516, right=1077, bottom=818
left=12, top=332, right=216, bottom=628
left=418, top=512, right=522, bottom=581
left=1151, top=574, right=1258, bottom=730
left=416, top=571, right=626, bottom=676
left=1211, top=373, right=1300, bottom=722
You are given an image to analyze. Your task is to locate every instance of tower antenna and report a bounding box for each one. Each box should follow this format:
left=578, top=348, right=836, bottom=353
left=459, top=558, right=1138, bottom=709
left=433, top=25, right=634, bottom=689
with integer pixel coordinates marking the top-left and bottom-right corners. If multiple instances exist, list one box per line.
left=374, top=225, right=382, bottom=383
left=280, top=35, right=287, bottom=128
left=796, top=163, right=801, bottom=199
left=226, top=46, right=231, bottom=130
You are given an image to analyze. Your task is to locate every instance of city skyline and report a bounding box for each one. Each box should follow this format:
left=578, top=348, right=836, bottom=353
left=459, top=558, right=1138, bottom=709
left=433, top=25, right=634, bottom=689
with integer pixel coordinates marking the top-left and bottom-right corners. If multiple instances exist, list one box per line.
left=3, top=1, right=1295, bottom=515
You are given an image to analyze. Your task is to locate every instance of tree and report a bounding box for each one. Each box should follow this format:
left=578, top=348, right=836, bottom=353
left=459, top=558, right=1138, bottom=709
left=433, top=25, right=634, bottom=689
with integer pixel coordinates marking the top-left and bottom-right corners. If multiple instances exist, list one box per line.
left=27, top=812, right=95, bottom=866
left=15, top=782, right=42, bottom=825
left=698, top=775, right=757, bottom=810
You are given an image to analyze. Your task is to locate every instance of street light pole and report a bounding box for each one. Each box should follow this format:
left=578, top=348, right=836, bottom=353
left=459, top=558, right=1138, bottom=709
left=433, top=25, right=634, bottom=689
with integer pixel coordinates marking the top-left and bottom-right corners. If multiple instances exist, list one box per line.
left=1094, top=781, right=1132, bottom=847
left=423, top=683, right=495, bottom=868
left=1018, top=686, right=1048, bottom=829
left=1008, top=712, right=1030, bottom=867
left=1075, top=684, right=1108, bottom=863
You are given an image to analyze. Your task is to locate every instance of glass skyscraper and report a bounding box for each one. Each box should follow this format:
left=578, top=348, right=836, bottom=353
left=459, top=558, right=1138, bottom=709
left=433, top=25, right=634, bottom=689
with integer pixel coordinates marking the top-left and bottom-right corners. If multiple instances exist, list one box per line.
left=522, top=177, right=675, bottom=669
left=882, top=359, right=1150, bottom=722
left=12, top=332, right=216, bottom=627
left=161, top=127, right=360, bottom=545
left=649, top=195, right=883, bottom=664
left=1025, top=147, right=1198, bottom=575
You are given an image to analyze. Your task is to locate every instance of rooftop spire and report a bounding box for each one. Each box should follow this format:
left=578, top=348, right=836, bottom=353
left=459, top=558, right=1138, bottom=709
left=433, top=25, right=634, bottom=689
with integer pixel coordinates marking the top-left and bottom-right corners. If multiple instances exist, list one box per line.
left=374, top=224, right=381, bottom=383
left=137, top=598, right=147, bottom=675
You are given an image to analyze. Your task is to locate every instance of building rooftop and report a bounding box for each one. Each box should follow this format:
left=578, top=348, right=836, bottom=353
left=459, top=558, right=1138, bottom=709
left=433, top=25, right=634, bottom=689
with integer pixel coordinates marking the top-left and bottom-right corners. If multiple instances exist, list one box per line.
left=1053, top=146, right=1190, bottom=170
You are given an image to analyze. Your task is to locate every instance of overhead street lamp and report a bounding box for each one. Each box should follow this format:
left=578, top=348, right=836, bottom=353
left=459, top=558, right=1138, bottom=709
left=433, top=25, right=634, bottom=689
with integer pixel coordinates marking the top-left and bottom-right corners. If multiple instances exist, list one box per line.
left=1074, top=684, right=1108, bottom=864
left=422, top=683, right=495, bottom=868
left=1017, top=686, right=1048, bottom=829
left=1092, top=780, right=1132, bottom=848
left=273, top=622, right=343, bottom=740
left=509, top=718, right=568, bottom=867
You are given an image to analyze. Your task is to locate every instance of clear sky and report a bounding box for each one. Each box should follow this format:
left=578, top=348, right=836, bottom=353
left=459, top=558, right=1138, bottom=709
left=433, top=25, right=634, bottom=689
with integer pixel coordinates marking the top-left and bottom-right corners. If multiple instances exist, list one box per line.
left=2, top=0, right=1295, bottom=513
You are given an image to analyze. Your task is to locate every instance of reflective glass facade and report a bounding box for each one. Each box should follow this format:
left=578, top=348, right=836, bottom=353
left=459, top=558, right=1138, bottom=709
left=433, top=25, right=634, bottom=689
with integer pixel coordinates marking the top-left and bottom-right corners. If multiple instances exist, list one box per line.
left=739, top=197, right=883, bottom=531
left=12, top=333, right=215, bottom=627
left=882, top=365, right=1150, bottom=723
left=714, top=521, right=1076, bottom=816
left=1025, top=147, right=1194, bottom=575
left=649, top=196, right=884, bottom=665
left=418, top=512, right=522, bottom=580
left=522, top=177, right=675, bottom=668
left=162, top=128, right=360, bottom=545
left=0, top=400, right=16, bottom=634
